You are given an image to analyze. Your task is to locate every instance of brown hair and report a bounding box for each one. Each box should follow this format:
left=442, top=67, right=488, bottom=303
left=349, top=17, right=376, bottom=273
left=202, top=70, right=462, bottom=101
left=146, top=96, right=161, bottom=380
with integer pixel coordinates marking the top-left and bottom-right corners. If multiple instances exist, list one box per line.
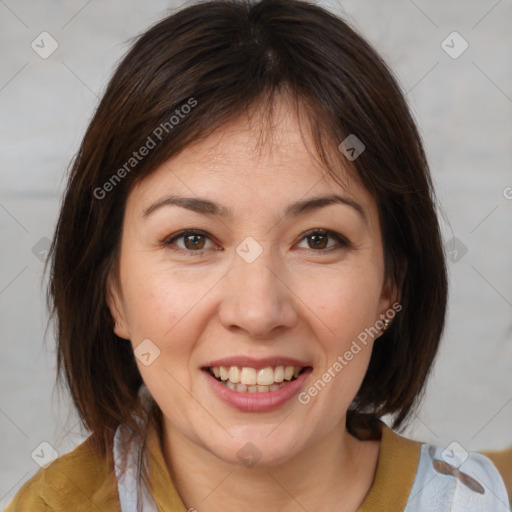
left=47, top=0, right=447, bottom=470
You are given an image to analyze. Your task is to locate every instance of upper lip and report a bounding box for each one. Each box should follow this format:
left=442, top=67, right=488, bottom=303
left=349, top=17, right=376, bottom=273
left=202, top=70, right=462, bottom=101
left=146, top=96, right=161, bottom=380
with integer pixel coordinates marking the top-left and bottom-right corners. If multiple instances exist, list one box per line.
left=202, top=356, right=312, bottom=370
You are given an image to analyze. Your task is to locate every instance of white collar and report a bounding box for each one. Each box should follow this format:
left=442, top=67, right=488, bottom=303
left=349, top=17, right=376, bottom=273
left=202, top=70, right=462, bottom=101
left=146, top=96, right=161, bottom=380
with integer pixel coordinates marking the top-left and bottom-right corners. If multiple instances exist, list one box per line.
left=113, top=386, right=159, bottom=512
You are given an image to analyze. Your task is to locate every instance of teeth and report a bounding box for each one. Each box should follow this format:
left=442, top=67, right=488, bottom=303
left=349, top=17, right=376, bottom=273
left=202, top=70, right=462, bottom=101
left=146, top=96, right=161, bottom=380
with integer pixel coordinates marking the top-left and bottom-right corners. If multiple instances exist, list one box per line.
left=220, top=366, right=229, bottom=381
left=257, top=367, right=274, bottom=385
left=228, top=366, right=240, bottom=383
left=240, top=367, right=257, bottom=385
left=208, top=365, right=305, bottom=391
left=284, top=366, right=295, bottom=380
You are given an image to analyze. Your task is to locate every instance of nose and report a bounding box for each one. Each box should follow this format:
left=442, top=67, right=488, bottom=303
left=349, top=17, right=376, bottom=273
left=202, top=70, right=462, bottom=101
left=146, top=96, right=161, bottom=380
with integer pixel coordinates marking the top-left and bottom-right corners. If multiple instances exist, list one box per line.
left=218, top=247, right=299, bottom=339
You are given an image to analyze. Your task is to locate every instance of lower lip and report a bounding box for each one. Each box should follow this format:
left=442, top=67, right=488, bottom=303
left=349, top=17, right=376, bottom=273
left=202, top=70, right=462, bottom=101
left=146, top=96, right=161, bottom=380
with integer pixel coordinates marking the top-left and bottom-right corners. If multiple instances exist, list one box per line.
left=202, top=367, right=313, bottom=412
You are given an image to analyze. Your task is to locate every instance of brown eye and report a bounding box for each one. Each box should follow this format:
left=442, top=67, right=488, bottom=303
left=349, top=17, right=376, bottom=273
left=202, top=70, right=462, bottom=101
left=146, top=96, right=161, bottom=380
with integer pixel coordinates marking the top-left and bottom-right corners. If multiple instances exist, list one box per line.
left=164, top=230, right=216, bottom=254
left=308, top=233, right=329, bottom=249
left=298, top=229, right=350, bottom=252
left=182, top=233, right=206, bottom=250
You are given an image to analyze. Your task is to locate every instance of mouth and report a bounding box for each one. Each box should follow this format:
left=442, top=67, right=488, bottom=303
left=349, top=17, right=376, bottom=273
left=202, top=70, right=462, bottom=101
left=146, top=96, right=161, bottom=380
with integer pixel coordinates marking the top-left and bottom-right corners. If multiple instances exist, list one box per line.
left=202, top=365, right=312, bottom=393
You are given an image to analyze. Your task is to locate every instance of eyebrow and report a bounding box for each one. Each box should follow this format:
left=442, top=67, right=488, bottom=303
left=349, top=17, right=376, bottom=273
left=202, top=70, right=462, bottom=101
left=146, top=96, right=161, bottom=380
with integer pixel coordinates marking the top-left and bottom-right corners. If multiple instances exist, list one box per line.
left=142, top=193, right=368, bottom=225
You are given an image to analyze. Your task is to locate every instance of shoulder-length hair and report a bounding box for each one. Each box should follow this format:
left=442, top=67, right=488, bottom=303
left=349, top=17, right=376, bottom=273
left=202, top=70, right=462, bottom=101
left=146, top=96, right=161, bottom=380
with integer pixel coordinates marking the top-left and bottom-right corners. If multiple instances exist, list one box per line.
left=47, top=0, right=447, bottom=467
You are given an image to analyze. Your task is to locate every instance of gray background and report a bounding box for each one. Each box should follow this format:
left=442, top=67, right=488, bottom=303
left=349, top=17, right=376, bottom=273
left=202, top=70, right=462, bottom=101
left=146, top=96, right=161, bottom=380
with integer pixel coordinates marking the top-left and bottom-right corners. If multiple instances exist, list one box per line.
left=1, top=0, right=511, bottom=506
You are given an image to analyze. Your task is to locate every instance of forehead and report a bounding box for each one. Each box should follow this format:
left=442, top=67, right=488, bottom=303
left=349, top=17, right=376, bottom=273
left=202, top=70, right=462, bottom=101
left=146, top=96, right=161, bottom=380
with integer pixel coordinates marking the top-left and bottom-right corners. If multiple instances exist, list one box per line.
left=127, top=96, right=378, bottom=225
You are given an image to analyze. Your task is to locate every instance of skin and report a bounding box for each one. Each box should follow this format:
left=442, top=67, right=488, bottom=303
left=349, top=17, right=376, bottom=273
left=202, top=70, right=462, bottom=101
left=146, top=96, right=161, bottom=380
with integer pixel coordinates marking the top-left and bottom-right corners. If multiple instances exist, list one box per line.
left=108, top=95, right=400, bottom=512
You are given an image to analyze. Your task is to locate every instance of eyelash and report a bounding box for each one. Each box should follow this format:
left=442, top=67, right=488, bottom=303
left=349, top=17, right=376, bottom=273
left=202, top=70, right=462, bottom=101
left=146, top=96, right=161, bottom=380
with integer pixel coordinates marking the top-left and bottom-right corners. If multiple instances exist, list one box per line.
left=162, top=228, right=351, bottom=256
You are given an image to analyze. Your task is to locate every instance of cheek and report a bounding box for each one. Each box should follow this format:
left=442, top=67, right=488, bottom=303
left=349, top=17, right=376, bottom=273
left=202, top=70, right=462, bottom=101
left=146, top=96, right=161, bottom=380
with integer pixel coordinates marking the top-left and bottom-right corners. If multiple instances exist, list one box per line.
left=301, top=264, right=383, bottom=341
left=121, top=269, right=205, bottom=395
left=297, top=270, right=380, bottom=414
left=121, top=260, right=210, bottom=341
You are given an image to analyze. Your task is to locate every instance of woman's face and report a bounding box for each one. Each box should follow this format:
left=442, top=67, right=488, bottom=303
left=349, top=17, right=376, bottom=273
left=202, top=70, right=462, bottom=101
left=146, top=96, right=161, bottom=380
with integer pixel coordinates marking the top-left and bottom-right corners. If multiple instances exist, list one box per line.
left=108, top=97, right=397, bottom=467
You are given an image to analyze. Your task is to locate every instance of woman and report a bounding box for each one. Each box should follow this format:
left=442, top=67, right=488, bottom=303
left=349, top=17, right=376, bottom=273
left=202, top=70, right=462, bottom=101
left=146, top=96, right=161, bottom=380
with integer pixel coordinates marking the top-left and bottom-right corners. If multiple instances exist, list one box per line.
left=5, top=0, right=509, bottom=511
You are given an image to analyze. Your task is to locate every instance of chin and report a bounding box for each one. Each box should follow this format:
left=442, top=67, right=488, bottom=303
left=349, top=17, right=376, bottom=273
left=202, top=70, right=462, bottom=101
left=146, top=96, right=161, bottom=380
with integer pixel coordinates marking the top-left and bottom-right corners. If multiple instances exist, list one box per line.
left=204, top=432, right=304, bottom=469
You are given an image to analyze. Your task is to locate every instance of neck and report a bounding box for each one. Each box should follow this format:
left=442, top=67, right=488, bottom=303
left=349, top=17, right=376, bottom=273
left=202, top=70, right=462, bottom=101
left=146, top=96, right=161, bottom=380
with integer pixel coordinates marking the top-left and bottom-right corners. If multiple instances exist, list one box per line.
left=161, top=418, right=380, bottom=512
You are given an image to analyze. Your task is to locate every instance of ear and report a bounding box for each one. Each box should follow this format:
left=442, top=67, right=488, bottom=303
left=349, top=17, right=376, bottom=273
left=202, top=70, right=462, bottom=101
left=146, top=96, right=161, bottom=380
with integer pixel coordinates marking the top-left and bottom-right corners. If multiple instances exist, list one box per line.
left=378, top=259, right=407, bottom=316
left=106, top=273, right=130, bottom=340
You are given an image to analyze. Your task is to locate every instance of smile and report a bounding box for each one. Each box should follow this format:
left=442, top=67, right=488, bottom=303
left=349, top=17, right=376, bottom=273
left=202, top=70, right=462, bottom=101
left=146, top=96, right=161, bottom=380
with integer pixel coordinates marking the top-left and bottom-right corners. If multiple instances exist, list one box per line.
left=201, top=356, right=313, bottom=412
left=206, top=365, right=306, bottom=393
